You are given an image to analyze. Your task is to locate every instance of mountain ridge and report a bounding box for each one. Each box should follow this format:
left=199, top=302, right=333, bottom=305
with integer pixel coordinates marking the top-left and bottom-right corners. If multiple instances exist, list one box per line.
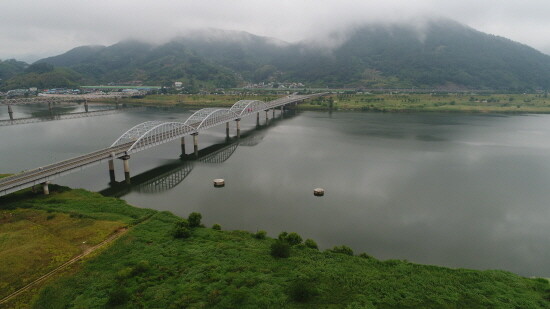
left=4, top=18, right=550, bottom=91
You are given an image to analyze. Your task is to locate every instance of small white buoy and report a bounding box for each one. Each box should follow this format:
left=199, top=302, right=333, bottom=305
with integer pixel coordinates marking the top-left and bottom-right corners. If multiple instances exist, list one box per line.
left=213, top=179, right=225, bottom=187
left=313, top=188, right=325, bottom=196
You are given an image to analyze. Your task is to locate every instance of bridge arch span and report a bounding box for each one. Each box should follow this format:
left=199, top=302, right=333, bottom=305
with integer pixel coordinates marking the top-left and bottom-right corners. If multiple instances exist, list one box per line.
left=230, top=100, right=268, bottom=118
left=184, top=108, right=239, bottom=131
left=125, top=122, right=195, bottom=153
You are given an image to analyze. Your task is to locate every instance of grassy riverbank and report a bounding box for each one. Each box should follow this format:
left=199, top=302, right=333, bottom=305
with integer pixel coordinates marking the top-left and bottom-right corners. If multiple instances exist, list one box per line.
left=300, top=93, right=550, bottom=113
left=104, top=93, right=550, bottom=113
left=1, top=186, right=550, bottom=308
left=97, top=94, right=282, bottom=107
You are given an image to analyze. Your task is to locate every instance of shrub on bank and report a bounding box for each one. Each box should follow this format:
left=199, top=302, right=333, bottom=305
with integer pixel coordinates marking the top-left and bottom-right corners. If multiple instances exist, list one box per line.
left=270, top=241, right=290, bottom=258
left=188, top=212, right=202, bottom=228
left=304, top=239, right=318, bottom=250
left=254, top=230, right=267, bottom=239
left=329, top=245, right=354, bottom=256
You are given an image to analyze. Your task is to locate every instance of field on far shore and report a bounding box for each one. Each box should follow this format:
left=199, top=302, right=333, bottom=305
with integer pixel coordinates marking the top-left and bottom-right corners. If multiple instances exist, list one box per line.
left=100, top=93, right=550, bottom=114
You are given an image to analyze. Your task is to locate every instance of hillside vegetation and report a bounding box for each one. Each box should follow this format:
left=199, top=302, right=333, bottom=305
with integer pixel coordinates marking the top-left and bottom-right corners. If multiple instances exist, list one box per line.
left=1, top=186, right=549, bottom=308
left=24, top=18, right=550, bottom=91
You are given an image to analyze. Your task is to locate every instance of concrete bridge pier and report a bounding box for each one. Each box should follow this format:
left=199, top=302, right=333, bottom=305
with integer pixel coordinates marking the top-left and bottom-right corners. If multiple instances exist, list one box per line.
left=108, top=159, right=116, bottom=182
left=236, top=119, right=241, bottom=138
left=84, top=100, right=89, bottom=113
left=256, top=112, right=260, bottom=126
left=115, top=97, right=120, bottom=109
left=265, top=110, right=269, bottom=122
left=7, top=105, right=14, bottom=120
left=48, top=102, right=53, bottom=115
left=180, top=137, right=186, bottom=156
left=121, top=155, right=131, bottom=183
left=226, top=122, right=230, bottom=138
left=42, top=181, right=50, bottom=195
left=192, top=133, right=199, bottom=157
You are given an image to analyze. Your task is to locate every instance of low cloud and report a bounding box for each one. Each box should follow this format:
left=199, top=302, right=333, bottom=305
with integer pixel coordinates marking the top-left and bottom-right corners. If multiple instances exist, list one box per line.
left=2, top=0, right=550, bottom=62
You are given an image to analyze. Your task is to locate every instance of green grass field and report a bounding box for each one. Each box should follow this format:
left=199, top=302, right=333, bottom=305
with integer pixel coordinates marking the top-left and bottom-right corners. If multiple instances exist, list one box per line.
left=0, top=188, right=541, bottom=308
left=0, top=186, right=155, bottom=307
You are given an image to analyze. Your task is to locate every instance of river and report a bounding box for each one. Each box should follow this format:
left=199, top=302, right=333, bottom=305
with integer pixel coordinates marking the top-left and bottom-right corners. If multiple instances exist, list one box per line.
left=2, top=104, right=550, bottom=277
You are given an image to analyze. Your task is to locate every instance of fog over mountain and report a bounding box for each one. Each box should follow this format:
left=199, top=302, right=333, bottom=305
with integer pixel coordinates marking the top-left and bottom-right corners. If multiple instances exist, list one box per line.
left=3, top=0, right=550, bottom=62
left=1, top=18, right=538, bottom=91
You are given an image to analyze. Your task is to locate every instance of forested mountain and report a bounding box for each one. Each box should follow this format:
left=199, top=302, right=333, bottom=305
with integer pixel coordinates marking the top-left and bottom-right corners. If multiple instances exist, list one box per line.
left=0, top=59, right=27, bottom=82
left=5, top=18, right=550, bottom=90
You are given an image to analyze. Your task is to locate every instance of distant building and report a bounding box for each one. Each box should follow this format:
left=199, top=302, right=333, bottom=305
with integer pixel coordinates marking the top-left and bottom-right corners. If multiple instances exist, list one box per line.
left=174, top=81, right=183, bottom=88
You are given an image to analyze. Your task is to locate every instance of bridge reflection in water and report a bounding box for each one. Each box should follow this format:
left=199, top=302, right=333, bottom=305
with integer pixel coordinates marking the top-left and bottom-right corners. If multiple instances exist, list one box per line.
left=100, top=110, right=294, bottom=197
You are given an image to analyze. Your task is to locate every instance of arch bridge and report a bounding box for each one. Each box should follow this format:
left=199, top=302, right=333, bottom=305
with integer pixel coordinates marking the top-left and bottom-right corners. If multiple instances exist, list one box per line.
left=0, top=93, right=327, bottom=196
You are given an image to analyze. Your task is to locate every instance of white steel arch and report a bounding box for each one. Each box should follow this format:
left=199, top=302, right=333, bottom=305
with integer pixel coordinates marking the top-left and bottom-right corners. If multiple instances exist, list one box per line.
left=125, top=122, right=195, bottom=153
left=111, top=121, right=166, bottom=147
left=183, top=108, right=239, bottom=131
left=229, top=100, right=268, bottom=117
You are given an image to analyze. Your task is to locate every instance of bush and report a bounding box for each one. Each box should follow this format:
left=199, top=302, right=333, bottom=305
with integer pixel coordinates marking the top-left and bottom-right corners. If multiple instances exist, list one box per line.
left=359, top=253, right=374, bottom=260
left=107, top=287, right=129, bottom=306
left=254, top=230, right=267, bottom=239
left=270, top=241, right=290, bottom=258
left=278, top=231, right=303, bottom=246
left=188, top=212, right=202, bottom=228
left=329, top=245, right=354, bottom=256
left=172, top=222, right=191, bottom=238
left=175, top=219, right=189, bottom=228
left=212, top=224, right=221, bottom=230
left=285, top=232, right=303, bottom=246
left=304, top=239, right=318, bottom=250
left=289, top=279, right=316, bottom=302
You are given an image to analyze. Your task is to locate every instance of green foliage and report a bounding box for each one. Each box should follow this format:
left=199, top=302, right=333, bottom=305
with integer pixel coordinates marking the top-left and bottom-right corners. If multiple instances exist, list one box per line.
left=25, top=62, right=54, bottom=74
left=107, top=287, right=130, bottom=306
left=173, top=225, right=191, bottom=239
left=1, top=67, right=82, bottom=91
left=278, top=231, right=303, bottom=246
left=187, top=212, right=202, bottom=228
left=13, top=189, right=550, bottom=309
left=270, top=240, right=290, bottom=258
left=212, top=223, right=221, bottom=230
left=304, top=239, right=318, bottom=250
left=289, top=278, right=317, bottom=302
left=254, top=230, right=267, bottom=239
left=329, top=245, right=354, bottom=256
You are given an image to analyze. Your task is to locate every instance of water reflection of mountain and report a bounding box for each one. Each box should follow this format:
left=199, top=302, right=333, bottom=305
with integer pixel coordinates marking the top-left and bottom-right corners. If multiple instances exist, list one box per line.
left=100, top=110, right=295, bottom=197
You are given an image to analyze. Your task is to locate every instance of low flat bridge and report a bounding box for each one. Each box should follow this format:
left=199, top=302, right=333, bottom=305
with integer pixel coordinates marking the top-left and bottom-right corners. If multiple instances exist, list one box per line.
left=0, top=93, right=326, bottom=196
left=0, top=106, right=144, bottom=126
left=0, top=91, right=146, bottom=121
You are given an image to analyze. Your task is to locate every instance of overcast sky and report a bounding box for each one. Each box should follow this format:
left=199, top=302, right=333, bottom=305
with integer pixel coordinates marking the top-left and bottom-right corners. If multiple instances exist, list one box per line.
left=2, top=0, right=550, bottom=62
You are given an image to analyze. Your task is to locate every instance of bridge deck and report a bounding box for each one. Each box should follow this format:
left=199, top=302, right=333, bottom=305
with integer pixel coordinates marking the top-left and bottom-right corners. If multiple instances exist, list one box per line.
left=0, top=93, right=326, bottom=196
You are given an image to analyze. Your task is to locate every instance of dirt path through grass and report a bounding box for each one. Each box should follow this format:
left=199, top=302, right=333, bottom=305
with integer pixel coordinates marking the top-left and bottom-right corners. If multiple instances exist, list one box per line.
left=0, top=227, right=128, bottom=305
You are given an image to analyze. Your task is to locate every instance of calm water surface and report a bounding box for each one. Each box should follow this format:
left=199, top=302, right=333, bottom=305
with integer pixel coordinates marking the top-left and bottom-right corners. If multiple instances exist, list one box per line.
left=2, top=104, right=550, bottom=277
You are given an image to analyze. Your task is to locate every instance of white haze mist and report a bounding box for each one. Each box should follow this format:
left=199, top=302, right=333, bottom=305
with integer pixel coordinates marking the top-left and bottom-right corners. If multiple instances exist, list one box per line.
left=2, top=0, right=550, bottom=62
